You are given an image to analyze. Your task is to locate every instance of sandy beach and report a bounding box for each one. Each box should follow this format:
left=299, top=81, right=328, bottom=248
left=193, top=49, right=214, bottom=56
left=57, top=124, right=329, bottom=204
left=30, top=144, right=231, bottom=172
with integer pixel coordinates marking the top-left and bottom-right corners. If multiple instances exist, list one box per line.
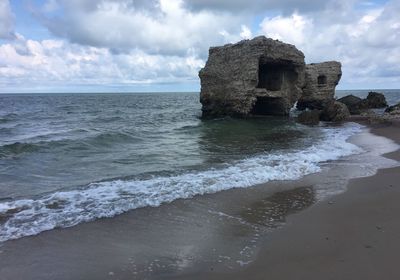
left=0, top=122, right=399, bottom=280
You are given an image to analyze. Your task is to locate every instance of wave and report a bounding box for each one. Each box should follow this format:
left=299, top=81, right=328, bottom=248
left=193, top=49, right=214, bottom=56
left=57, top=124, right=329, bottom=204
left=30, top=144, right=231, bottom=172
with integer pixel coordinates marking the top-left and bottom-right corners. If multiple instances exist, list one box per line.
left=0, top=142, right=40, bottom=158
left=0, top=113, right=18, bottom=124
left=0, top=131, right=142, bottom=158
left=0, top=123, right=364, bottom=242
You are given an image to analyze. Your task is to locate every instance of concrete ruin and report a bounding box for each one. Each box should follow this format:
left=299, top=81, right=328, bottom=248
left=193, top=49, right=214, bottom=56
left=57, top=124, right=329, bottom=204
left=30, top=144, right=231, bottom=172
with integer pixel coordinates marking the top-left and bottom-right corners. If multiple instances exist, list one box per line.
left=199, top=36, right=342, bottom=119
left=297, top=62, right=342, bottom=110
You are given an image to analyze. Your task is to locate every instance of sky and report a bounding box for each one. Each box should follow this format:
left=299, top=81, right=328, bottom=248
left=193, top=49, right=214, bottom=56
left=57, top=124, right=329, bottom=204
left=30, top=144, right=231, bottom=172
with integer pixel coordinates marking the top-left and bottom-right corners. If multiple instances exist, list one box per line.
left=0, top=0, right=399, bottom=93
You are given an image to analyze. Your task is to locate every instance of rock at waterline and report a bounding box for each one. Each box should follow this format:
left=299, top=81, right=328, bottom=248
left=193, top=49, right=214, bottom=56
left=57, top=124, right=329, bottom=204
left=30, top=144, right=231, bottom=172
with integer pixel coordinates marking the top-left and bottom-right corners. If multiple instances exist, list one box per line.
left=337, top=94, right=366, bottom=115
left=199, top=36, right=306, bottom=117
left=337, top=92, right=388, bottom=115
left=297, top=110, right=321, bottom=125
left=365, top=92, right=388, bottom=108
left=199, top=36, right=343, bottom=120
left=385, top=102, right=400, bottom=115
left=320, top=101, right=350, bottom=122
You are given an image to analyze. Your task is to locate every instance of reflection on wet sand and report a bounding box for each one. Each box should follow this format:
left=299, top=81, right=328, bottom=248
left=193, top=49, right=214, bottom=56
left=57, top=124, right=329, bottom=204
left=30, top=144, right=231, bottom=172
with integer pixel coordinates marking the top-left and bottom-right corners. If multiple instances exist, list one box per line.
left=239, top=186, right=315, bottom=227
left=0, top=184, right=316, bottom=280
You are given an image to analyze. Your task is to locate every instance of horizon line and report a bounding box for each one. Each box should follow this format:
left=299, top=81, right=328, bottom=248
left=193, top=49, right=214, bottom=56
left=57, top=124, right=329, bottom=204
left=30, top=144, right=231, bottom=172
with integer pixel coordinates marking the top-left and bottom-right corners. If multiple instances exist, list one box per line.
left=0, top=88, right=400, bottom=95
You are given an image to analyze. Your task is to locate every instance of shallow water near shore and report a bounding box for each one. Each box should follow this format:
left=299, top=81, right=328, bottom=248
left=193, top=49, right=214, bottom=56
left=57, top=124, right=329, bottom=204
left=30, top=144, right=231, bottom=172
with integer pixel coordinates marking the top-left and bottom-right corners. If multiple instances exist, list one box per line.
left=0, top=127, right=398, bottom=280
left=1, top=91, right=392, bottom=242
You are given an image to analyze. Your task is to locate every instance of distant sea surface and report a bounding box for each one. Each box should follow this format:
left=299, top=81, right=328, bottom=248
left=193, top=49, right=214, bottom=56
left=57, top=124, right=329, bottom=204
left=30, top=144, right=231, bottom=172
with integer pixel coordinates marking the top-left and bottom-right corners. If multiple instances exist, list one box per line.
left=0, top=89, right=399, bottom=241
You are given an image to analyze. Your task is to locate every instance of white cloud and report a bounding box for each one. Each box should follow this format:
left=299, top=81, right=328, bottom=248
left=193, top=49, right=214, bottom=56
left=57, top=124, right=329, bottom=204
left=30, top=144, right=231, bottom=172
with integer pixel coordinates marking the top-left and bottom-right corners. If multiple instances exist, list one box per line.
left=0, top=35, right=205, bottom=91
left=184, top=0, right=329, bottom=14
left=38, top=0, right=245, bottom=56
left=258, top=0, right=400, bottom=89
left=260, top=14, right=312, bottom=46
left=239, top=25, right=252, bottom=39
left=0, top=0, right=15, bottom=39
left=1, top=0, right=399, bottom=91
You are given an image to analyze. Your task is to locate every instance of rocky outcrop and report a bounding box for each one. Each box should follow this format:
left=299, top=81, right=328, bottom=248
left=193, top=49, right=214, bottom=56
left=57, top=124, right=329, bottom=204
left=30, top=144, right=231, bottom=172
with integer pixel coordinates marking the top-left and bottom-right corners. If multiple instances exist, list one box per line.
left=199, top=36, right=305, bottom=117
left=337, top=92, right=388, bottom=115
left=365, top=92, right=387, bottom=108
left=385, top=102, right=400, bottom=115
left=297, top=110, right=321, bottom=125
left=199, top=36, right=345, bottom=121
left=337, top=94, right=366, bottom=114
left=297, top=62, right=342, bottom=110
left=320, top=101, right=350, bottom=122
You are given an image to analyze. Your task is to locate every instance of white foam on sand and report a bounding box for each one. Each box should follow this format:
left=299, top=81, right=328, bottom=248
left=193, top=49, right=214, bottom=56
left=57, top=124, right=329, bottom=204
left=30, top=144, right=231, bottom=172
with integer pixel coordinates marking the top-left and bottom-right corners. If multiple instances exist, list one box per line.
left=0, top=123, right=376, bottom=242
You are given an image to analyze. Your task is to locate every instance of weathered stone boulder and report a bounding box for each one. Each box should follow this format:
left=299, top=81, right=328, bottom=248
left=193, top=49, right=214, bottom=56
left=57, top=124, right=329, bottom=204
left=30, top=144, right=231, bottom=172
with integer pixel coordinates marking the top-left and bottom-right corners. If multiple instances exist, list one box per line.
left=297, top=110, right=321, bottom=125
left=385, top=102, right=400, bottom=115
left=337, top=92, right=388, bottom=115
left=365, top=92, right=387, bottom=108
left=320, top=101, right=350, bottom=122
left=297, top=61, right=342, bottom=110
left=199, top=36, right=305, bottom=117
left=337, top=94, right=366, bottom=114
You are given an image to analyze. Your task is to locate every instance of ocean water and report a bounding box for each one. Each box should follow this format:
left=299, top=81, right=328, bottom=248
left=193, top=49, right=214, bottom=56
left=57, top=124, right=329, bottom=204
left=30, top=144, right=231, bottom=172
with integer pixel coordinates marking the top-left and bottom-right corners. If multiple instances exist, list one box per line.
left=0, top=90, right=399, bottom=242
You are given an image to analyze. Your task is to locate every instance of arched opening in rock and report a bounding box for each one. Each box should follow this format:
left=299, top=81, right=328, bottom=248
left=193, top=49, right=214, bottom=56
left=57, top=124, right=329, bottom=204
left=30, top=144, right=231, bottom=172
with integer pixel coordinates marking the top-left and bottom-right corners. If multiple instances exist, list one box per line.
left=257, top=62, right=285, bottom=91
left=251, top=96, right=287, bottom=116
left=318, top=75, right=327, bottom=85
left=257, top=59, right=298, bottom=92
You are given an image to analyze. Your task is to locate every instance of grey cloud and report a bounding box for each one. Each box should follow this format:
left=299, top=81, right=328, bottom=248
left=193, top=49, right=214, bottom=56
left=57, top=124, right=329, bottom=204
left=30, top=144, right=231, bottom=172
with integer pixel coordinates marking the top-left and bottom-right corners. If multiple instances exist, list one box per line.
left=36, top=0, right=245, bottom=57
left=184, top=0, right=329, bottom=14
left=60, top=0, right=160, bottom=14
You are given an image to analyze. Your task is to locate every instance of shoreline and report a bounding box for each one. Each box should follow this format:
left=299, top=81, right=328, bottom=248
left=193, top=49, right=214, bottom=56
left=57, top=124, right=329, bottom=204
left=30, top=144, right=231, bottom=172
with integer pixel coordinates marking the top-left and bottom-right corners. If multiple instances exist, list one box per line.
left=0, top=122, right=399, bottom=279
left=181, top=122, right=400, bottom=280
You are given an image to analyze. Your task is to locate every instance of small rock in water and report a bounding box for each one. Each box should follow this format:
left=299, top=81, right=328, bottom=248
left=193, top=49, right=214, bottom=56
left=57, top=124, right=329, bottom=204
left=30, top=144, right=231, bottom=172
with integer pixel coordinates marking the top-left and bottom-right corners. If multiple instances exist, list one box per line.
left=297, top=110, right=321, bottom=125
left=385, top=102, right=400, bottom=115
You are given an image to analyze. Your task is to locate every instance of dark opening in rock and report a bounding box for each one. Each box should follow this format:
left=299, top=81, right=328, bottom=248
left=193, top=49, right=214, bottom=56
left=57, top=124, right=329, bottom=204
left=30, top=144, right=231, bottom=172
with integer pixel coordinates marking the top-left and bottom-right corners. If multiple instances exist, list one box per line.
left=251, top=96, right=286, bottom=115
left=257, top=62, right=285, bottom=91
left=318, top=75, right=327, bottom=85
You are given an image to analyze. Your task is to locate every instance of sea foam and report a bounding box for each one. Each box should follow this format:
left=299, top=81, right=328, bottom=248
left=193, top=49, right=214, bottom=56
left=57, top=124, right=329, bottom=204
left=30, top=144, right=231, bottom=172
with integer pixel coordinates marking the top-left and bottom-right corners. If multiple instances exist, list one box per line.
left=0, top=123, right=364, bottom=242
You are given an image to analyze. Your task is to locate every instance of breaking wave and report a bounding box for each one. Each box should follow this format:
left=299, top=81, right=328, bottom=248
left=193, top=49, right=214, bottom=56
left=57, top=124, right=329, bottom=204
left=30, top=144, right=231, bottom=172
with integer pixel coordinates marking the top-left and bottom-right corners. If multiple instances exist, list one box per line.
left=0, top=123, right=364, bottom=242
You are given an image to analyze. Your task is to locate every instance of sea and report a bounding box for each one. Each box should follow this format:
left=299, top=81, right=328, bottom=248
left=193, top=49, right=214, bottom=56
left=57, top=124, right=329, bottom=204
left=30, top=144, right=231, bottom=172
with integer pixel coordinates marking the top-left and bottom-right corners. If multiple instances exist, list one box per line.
left=0, top=89, right=399, bottom=243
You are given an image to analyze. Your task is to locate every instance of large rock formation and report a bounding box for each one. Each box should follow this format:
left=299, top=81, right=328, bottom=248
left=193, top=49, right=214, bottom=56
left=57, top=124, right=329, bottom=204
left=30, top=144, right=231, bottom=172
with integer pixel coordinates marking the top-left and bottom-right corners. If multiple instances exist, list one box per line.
left=199, top=36, right=305, bottom=117
left=296, top=62, right=342, bottom=110
left=199, top=36, right=344, bottom=121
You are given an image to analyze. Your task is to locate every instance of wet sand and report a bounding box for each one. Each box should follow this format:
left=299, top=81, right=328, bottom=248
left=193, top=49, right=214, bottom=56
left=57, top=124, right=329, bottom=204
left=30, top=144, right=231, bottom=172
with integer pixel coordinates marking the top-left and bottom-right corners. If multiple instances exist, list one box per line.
left=0, top=123, right=399, bottom=280
left=184, top=123, right=400, bottom=280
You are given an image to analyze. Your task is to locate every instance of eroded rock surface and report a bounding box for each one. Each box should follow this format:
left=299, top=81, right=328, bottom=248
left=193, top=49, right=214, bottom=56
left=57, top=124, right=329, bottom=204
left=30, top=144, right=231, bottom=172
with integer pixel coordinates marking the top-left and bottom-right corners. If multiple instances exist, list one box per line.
left=297, top=62, right=342, bottom=110
left=199, top=36, right=305, bottom=117
left=320, top=101, right=350, bottom=122
left=385, top=102, right=400, bottom=115
left=337, top=92, right=388, bottom=115
left=297, top=110, right=321, bottom=125
left=337, top=94, right=366, bottom=115
left=365, top=92, right=387, bottom=108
